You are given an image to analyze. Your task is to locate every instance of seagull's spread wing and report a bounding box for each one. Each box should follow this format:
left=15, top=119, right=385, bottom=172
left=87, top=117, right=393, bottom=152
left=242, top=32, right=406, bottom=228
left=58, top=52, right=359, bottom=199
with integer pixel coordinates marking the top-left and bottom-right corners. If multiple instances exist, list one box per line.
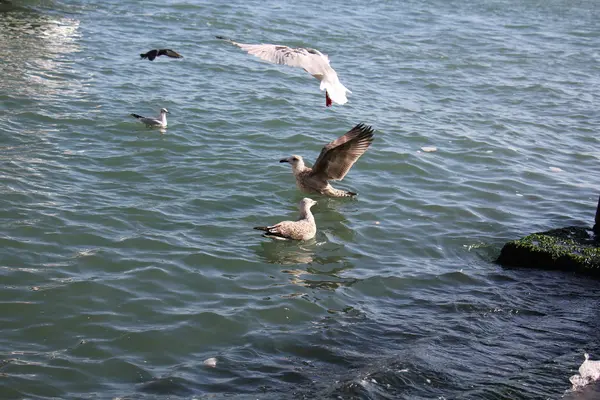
left=219, top=37, right=330, bottom=77
left=311, top=124, right=374, bottom=181
left=158, top=49, right=183, bottom=58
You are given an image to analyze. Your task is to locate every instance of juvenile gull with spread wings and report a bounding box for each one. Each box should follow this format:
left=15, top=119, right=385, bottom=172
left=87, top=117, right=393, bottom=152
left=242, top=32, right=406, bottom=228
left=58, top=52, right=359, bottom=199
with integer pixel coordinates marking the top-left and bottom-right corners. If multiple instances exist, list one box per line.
left=216, top=36, right=350, bottom=107
left=254, top=198, right=317, bottom=240
left=140, top=49, right=183, bottom=61
left=280, top=123, right=374, bottom=197
left=130, top=108, right=169, bottom=128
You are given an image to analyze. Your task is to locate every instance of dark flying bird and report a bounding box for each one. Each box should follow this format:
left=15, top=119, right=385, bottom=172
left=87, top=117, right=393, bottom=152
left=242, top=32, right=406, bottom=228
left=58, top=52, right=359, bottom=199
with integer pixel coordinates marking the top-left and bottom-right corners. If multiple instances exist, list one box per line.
left=140, top=49, right=183, bottom=61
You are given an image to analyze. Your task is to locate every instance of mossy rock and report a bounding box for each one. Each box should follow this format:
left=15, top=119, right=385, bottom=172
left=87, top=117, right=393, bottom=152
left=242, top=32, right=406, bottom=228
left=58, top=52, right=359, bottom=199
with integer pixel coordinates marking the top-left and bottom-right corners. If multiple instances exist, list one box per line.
left=497, top=226, right=600, bottom=275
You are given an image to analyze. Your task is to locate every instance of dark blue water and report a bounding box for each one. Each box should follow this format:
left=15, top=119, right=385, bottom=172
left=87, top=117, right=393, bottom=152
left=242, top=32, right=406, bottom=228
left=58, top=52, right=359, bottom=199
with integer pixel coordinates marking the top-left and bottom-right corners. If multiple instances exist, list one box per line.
left=1, top=0, right=600, bottom=398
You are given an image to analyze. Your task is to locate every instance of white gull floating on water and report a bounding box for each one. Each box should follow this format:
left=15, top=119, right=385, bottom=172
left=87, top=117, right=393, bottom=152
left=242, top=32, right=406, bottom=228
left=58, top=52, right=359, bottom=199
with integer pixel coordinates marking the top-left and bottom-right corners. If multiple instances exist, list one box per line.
left=130, top=108, right=169, bottom=128
left=216, top=36, right=351, bottom=107
left=254, top=198, right=317, bottom=241
left=280, top=123, right=374, bottom=198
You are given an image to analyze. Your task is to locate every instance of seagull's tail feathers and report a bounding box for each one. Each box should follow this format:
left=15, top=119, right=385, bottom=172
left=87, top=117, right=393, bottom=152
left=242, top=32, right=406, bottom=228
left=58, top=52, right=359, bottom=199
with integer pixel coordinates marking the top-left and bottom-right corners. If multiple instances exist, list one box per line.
left=320, top=79, right=350, bottom=107
left=131, top=113, right=144, bottom=119
left=254, top=225, right=289, bottom=240
left=336, top=190, right=357, bottom=197
left=324, top=187, right=357, bottom=197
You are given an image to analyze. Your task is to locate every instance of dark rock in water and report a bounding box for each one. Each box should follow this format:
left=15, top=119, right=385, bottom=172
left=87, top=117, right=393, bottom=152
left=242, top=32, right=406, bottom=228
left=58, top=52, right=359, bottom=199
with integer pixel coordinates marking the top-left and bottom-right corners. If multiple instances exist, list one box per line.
left=497, top=226, right=600, bottom=275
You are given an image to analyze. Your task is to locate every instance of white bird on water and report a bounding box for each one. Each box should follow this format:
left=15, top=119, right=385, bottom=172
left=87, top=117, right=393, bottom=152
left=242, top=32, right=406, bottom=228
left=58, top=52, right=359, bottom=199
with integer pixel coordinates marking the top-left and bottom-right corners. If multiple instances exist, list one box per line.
left=254, top=198, right=317, bottom=241
left=130, top=108, right=169, bottom=128
left=216, top=36, right=351, bottom=107
left=280, top=123, right=374, bottom=197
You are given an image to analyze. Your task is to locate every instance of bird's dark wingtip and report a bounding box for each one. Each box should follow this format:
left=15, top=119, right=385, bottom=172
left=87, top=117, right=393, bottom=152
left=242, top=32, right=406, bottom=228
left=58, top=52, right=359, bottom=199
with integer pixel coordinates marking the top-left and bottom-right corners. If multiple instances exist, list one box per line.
left=355, top=122, right=375, bottom=138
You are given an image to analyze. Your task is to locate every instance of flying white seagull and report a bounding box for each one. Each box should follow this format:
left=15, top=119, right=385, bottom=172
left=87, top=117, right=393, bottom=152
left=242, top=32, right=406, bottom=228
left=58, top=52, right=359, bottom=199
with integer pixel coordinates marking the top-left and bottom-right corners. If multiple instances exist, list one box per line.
left=130, top=108, right=169, bottom=128
left=280, top=123, right=374, bottom=197
left=216, top=36, right=351, bottom=107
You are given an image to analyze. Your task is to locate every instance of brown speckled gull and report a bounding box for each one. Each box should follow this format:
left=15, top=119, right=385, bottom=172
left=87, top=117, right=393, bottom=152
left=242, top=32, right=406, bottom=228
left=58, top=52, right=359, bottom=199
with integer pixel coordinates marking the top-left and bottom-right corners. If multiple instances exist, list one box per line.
left=254, top=198, right=317, bottom=241
left=280, top=123, right=374, bottom=197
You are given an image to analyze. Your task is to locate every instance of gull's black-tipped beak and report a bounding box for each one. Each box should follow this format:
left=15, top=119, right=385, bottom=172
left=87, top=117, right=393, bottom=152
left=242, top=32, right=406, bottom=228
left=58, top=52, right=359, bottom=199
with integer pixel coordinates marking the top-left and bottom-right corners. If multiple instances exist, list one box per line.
left=280, top=158, right=289, bottom=163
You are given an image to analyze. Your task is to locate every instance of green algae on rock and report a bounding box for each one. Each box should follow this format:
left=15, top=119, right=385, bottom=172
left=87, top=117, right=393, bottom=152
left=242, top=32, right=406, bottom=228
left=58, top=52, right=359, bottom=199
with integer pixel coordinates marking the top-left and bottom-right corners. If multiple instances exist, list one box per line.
left=497, top=226, right=600, bottom=275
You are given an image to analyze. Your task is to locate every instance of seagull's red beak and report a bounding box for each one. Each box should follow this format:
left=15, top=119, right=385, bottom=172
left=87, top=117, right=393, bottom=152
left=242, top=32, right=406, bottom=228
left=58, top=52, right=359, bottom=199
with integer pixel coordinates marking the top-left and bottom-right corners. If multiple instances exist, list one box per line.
left=325, top=91, right=332, bottom=107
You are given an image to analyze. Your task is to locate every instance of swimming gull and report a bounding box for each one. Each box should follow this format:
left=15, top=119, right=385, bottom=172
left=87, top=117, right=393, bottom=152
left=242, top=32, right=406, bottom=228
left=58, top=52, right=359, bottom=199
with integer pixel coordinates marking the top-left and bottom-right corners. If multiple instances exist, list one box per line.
left=216, top=36, right=350, bottom=107
left=280, top=123, right=374, bottom=197
left=140, top=49, right=183, bottom=61
left=254, top=198, right=317, bottom=241
left=130, top=108, right=169, bottom=128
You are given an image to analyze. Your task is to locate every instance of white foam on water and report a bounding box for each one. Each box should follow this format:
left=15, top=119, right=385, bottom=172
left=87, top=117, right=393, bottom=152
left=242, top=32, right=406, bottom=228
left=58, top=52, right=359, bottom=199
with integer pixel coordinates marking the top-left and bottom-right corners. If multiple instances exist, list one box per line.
left=203, top=357, right=217, bottom=368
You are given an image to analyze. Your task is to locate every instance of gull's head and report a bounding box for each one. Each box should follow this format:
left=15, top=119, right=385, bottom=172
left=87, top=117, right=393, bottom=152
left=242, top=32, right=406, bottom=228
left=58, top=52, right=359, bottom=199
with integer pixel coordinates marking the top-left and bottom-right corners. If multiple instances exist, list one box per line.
left=299, top=198, right=317, bottom=210
left=160, top=108, right=170, bottom=114
left=280, top=155, right=305, bottom=174
left=280, top=155, right=304, bottom=166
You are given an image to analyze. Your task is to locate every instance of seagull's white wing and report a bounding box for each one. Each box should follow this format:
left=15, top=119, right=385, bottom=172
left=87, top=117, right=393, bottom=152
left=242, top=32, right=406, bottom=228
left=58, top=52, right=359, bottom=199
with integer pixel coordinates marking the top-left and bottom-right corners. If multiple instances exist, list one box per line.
left=233, top=42, right=330, bottom=77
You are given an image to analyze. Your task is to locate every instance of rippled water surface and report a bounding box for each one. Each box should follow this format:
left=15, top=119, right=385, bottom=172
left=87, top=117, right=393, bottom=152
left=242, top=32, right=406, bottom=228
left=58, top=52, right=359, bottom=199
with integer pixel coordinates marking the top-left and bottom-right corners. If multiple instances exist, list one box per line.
left=1, top=0, right=600, bottom=398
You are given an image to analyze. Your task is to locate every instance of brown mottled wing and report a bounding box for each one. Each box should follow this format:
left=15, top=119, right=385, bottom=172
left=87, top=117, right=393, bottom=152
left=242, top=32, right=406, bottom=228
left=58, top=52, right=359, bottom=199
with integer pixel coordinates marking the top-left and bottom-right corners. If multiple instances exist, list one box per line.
left=230, top=42, right=329, bottom=77
left=158, top=49, right=183, bottom=58
left=310, top=123, right=374, bottom=181
left=263, top=221, right=296, bottom=240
